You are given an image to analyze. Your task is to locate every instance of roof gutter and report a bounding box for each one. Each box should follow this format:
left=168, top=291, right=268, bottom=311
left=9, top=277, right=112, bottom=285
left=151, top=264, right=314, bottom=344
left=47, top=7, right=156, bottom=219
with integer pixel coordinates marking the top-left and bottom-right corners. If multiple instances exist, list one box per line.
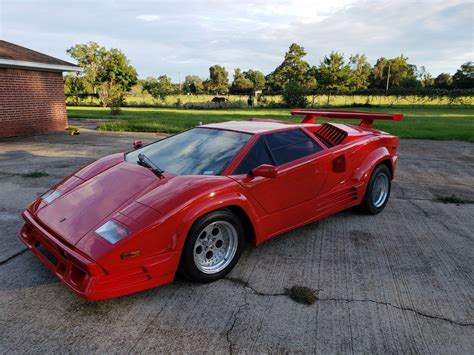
left=0, top=58, right=82, bottom=72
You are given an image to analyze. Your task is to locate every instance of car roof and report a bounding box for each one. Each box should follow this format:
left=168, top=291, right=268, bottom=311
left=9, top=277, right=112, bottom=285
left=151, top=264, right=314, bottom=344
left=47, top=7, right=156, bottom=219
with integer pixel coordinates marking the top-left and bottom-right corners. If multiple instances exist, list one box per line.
left=202, top=120, right=316, bottom=134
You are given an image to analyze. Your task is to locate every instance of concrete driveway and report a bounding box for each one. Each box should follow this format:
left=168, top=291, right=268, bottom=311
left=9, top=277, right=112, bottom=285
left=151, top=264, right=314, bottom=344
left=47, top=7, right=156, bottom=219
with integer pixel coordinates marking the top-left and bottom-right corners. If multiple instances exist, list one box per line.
left=1, top=127, right=473, bottom=353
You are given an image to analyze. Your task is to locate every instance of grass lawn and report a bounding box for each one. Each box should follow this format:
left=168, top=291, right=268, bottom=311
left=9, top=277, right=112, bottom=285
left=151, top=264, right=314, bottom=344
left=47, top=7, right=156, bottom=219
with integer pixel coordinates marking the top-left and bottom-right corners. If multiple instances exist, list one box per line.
left=67, top=106, right=474, bottom=142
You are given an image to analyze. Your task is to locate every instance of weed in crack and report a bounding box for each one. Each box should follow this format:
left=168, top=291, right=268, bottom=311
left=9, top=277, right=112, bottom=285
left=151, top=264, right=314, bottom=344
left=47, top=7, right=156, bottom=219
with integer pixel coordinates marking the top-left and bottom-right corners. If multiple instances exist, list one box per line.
left=435, top=194, right=474, bottom=205
left=284, top=285, right=319, bottom=305
left=22, top=171, right=49, bottom=178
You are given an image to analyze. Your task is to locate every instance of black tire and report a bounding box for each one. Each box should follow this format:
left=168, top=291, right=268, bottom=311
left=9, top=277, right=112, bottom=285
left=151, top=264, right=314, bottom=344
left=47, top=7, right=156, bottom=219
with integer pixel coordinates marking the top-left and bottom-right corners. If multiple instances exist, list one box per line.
left=180, top=209, right=245, bottom=283
left=359, top=164, right=392, bottom=215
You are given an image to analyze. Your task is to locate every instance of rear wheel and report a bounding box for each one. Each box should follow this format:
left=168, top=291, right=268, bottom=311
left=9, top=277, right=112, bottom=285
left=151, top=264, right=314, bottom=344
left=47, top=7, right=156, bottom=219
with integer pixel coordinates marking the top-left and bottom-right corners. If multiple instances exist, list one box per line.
left=180, top=209, right=244, bottom=282
left=360, top=164, right=391, bottom=215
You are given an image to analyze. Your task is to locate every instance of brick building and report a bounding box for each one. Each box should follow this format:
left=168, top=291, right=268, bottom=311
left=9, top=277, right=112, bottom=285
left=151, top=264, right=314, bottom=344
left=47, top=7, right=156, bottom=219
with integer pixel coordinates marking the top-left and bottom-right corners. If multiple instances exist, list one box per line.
left=0, top=40, right=81, bottom=138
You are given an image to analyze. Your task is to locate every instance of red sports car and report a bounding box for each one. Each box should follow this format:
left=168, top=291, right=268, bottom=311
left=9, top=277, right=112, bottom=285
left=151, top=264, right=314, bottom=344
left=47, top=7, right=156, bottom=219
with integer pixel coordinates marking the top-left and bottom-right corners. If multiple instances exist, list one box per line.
left=19, top=109, right=403, bottom=300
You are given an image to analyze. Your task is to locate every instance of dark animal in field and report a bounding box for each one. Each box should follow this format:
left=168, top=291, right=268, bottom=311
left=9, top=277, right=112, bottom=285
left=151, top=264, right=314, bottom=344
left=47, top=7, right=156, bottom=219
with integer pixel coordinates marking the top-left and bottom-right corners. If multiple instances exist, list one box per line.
left=211, top=97, right=228, bottom=103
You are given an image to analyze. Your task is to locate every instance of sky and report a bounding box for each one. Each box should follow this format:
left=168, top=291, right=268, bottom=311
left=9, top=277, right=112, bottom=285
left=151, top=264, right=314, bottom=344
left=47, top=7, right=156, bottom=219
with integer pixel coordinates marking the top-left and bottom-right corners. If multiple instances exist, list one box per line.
left=1, top=0, right=473, bottom=81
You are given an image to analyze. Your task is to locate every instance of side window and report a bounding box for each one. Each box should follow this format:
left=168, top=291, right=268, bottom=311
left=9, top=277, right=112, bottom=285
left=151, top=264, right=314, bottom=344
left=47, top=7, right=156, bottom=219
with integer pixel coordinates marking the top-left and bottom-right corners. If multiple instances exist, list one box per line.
left=234, top=138, right=274, bottom=174
left=266, top=129, right=323, bottom=166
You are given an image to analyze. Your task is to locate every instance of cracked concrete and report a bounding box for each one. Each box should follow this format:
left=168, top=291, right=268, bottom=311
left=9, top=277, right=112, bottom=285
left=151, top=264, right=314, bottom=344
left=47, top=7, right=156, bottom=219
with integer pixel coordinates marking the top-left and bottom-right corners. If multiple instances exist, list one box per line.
left=222, top=277, right=473, bottom=327
left=1, top=128, right=473, bottom=353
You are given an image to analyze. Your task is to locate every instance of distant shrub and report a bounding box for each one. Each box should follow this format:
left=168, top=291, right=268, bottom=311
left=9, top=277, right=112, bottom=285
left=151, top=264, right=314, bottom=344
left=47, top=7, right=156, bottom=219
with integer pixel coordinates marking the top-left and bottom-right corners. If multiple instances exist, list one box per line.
left=350, top=102, right=374, bottom=108
left=182, top=100, right=247, bottom=110
left=267, top=101, right=287, bottom=108
left=282, top=81, right=308, bottom=108
left=98, top=82, right=125, bottom=115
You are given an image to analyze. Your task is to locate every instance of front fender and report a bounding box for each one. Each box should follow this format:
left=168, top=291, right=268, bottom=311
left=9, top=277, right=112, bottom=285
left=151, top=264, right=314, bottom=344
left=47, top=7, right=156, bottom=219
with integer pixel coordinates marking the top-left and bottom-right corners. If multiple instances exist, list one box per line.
left=174, top=191, right=262, bottom=252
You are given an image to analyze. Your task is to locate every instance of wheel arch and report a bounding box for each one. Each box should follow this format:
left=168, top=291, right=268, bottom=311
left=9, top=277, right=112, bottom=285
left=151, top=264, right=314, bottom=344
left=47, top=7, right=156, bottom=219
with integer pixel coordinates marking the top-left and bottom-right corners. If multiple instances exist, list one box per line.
left=175, top=200, right=259, bottom=278
left=178, top=193, right=261, bottom=249
left=378, top=158, right=394, bottom=179
left=184, top=204, right=257, bottom=245
left=224, top=205, right=256, bottom=244
left=354, top=146, right=393, bottom=185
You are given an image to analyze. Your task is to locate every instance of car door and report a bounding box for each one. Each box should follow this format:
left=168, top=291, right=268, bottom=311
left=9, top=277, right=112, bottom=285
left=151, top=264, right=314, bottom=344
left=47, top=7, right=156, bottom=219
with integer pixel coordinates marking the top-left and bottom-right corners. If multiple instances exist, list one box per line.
left=230, top=128, right=330, bottom=214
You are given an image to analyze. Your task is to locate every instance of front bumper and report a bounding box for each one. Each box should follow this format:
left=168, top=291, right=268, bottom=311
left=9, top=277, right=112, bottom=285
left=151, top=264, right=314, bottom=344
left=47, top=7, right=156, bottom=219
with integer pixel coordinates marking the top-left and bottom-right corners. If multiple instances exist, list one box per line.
left=19, top=210, right=175, bottom=300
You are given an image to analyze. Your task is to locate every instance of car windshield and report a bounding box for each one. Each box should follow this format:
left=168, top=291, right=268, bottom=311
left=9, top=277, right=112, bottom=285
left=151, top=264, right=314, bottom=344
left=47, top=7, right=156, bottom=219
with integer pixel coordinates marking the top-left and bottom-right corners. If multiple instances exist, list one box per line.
left=126, top=127, right=251, bottom=176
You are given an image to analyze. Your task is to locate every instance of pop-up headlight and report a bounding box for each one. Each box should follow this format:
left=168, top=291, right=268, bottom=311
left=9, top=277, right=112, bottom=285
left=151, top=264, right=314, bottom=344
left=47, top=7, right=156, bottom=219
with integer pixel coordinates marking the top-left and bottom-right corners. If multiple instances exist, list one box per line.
left=41, top=189, right=62, bottom=204
left=95, top=220, right=130, bottom=244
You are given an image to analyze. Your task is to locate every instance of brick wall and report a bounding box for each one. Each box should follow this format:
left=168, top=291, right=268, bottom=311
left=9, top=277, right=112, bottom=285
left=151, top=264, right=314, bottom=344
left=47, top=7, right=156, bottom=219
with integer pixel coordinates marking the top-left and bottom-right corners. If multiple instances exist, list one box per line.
left=0, top=68, right=68, bottom=138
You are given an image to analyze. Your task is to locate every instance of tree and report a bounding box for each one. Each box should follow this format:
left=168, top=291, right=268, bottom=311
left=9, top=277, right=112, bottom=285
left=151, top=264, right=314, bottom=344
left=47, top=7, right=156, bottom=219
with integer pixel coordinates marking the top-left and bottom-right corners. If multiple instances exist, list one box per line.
left=400, top=76, right=421, bottom=88
left=317, top=52, right=352, bottom=91
left=96, top=48, right=138, bottom=92
left=231, top=68, right=254, bottom=94
left=417, top=66, right=434, bottom=87
left=434, top=73, right=452, bottom=89
left=282, top=80, right=308, bottom=108
left=183, top=75, right=204, bottom=94
left=129, top=81, right=145, bottom=96
left=204, top=65, right=229, bottom=94
left=67, top=42, right=138, bottom=112
left=452, top=62, right=474, bottom=88
left=142, top=77, right=158, bottom=94
left=148, top=75, right=174, bottom=101
left=243, top=69, right=266, bottom=91
left=67, top=42, right=106, bottom=94
left=349, top=54, right=371, bottom=89
left=266, top=43, right=315, bottom=91
left=370, top=55, right=417, bottom=88
left=64, top=74, right=87, bottom=104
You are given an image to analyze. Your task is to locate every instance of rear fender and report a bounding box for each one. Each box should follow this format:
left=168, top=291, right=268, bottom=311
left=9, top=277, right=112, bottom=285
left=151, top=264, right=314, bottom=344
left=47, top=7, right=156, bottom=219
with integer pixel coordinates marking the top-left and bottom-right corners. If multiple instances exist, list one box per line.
left=353, top=146, right=393, bottom=188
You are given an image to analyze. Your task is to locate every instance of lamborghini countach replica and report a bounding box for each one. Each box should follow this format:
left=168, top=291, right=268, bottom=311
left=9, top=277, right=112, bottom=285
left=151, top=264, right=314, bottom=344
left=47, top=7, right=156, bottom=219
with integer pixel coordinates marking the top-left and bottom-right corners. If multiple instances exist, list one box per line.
left=19, top=109, right=403, bottom=300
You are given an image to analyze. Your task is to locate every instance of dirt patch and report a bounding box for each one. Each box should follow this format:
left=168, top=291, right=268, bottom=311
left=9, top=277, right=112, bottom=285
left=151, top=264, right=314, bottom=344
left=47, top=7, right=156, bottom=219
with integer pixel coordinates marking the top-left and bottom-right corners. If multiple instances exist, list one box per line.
left=350, top=230, right=374, bottom=247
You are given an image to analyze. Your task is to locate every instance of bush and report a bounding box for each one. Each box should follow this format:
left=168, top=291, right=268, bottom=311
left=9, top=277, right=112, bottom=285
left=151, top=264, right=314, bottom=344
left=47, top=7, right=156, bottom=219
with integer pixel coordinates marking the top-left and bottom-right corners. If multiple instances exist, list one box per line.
left=350, top=102, right=374, bottom=108
left=98, top=82, right=125, bottom=115
left=182, top=100, right=248, bottom=110
left=282, top=81, right=308, bottom=108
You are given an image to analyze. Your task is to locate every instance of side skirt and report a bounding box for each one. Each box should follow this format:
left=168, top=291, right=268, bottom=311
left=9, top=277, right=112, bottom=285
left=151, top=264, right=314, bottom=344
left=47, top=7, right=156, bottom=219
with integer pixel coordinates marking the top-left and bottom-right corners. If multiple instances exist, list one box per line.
left=256, top=184, right=363, bottom=245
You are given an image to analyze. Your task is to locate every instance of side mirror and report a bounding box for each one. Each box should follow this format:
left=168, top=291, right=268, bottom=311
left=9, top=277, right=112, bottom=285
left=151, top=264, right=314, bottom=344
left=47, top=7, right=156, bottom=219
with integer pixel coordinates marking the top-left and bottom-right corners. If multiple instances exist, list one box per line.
left=250, top=164, right=278, bottom=178
left=133, top=140, right=143, bottom=149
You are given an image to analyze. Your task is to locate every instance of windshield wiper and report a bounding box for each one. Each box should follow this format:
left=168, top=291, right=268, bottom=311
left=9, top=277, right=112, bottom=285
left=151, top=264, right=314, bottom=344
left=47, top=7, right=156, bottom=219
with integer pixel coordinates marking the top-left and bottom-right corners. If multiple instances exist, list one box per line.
left=137, top=153, right=164, bottom=177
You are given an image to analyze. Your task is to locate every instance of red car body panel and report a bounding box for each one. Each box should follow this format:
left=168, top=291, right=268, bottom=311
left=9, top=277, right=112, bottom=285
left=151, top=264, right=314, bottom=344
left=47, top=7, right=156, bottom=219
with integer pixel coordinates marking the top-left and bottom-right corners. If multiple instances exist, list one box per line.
left=19, top=109, right=403, bottom=300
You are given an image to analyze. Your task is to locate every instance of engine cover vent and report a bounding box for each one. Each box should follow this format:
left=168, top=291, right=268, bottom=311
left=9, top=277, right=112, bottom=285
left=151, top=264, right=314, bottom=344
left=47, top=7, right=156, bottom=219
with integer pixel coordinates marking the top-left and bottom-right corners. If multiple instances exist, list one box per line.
left=315, top=123, right=348, bottom=147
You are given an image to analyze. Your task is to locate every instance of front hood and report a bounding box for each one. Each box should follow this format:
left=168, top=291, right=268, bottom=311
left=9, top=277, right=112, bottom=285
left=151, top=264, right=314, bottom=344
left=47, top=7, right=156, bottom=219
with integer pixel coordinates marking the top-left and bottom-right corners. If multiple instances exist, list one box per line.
left=37, top=162, right=169, bottom=245
left=137, top=175, right=236, bottom=214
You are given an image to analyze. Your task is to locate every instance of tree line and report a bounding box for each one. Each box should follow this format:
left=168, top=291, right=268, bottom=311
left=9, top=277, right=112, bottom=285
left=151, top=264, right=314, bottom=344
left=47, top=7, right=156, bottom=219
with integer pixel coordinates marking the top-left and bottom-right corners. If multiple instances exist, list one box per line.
left=65, top=41, right=474, bottom=110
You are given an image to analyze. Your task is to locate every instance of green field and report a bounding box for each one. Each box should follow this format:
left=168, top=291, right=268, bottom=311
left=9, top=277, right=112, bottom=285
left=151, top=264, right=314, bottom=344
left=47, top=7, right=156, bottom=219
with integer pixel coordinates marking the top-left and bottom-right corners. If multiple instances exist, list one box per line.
left=67, top=106, right=474, bottom=142
left=67, top=94, right=474, bottom=107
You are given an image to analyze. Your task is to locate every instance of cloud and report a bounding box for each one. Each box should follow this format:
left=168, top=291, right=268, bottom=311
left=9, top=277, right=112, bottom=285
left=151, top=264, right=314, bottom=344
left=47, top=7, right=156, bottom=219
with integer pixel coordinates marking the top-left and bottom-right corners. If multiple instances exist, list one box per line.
left=136, top=14, right=160, bottom=22
left=1, top=0, right=472, bottom=80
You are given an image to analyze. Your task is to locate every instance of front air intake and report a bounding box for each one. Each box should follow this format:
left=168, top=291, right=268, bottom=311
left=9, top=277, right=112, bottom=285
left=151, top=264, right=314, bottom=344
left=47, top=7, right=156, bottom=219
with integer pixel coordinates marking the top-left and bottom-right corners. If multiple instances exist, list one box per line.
left=315, top=123, right=347, bottom=147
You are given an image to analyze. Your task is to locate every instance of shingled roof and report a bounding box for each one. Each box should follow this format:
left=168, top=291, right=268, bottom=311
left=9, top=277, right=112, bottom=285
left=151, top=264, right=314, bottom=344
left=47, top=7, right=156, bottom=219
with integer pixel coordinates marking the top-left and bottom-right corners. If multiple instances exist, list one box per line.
left=0, top=40, right=81, bottom=72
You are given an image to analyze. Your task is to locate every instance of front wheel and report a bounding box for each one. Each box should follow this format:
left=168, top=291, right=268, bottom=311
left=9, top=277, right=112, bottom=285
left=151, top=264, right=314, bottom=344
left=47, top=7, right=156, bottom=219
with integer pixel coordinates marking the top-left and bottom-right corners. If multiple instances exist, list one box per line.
left=360, top=164, right=391, bottom=215
left=180, top=209, right=244, bottom=282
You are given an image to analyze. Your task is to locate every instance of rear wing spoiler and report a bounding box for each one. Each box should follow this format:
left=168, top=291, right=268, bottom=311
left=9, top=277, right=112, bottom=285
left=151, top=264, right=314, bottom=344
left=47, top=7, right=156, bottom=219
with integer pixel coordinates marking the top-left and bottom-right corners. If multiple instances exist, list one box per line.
left=291, top=109, right=404, bottom=128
